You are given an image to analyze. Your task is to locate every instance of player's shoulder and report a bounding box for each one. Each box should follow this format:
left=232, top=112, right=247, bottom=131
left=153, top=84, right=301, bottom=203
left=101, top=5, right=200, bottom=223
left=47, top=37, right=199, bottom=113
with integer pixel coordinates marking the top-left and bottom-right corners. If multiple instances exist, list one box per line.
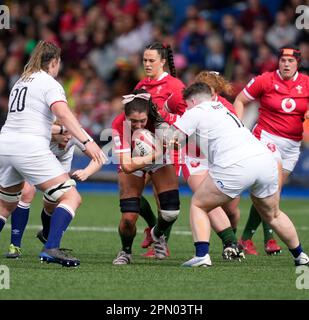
left=135, top=78, right=147, bottom=89
left=112, top=112, right=125, bottom=130
left=257, top=71, right=275, bottom=82
left=246, top=71, right=274, bottom=91
left=297, top=72, right=309, bottom=85
left=165, top=74, right=185, bottom=89
left=35, top=71, right=63, bottom=89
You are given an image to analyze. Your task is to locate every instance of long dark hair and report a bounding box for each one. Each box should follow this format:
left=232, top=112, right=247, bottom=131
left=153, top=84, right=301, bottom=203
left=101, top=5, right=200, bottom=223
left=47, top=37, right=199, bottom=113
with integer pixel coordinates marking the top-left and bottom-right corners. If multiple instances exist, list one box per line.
left=124, top=89, right=164, bottom=125
left=145, top=42, right=177, bottom=77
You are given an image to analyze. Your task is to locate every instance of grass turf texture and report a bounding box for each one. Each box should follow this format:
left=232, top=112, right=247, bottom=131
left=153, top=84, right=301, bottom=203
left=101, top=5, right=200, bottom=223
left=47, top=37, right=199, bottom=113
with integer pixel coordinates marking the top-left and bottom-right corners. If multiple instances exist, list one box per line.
left=0, top=193, right=308, bottom=300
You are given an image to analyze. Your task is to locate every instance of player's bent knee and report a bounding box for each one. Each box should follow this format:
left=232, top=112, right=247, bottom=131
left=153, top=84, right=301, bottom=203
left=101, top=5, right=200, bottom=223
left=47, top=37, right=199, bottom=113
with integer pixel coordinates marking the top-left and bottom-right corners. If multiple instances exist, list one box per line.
left=158, top=190, right=180, bottom=222
left=21, top=185, right=36, bottom=203
left=0, top=189, right=22, bottom=203
left=120, top=197, right=140, bottom=214
left=44, top=179, right=76, bottom=203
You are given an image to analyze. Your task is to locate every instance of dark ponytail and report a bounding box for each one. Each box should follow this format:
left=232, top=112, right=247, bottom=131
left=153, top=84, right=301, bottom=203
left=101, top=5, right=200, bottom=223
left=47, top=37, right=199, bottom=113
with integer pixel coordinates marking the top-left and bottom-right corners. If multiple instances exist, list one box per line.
left=145, top=42, right=177, bottom=77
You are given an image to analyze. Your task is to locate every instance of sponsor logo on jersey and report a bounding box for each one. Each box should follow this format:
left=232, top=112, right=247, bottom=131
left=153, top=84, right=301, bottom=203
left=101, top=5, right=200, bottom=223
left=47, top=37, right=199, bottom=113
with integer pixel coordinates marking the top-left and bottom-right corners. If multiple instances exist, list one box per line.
left=281, top=98, right=296, bottom=112
left=296, top=85, right=303, bottom=94
left=274, top=84, right=279, bottom=91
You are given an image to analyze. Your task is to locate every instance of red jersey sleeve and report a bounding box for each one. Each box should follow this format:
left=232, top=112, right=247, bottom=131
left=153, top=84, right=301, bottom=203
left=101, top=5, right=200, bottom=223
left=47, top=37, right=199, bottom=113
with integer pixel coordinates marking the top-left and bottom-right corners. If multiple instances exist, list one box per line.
left=243, top=74, right=265, bottom=100
left=135, top=76, right=187, bottom=125
left=112, top=113, right=131, bottom=154
left=158, top=77, right=187, bottom=125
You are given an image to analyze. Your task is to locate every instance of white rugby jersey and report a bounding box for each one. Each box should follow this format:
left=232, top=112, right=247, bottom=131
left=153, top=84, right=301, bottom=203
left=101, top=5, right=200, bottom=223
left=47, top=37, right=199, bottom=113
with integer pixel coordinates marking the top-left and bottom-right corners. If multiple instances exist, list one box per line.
left=0, top=71, right=67, bottom=155
left=49, top=130, right=94, bottom=171
left=173, top=101, right=269, bottom=168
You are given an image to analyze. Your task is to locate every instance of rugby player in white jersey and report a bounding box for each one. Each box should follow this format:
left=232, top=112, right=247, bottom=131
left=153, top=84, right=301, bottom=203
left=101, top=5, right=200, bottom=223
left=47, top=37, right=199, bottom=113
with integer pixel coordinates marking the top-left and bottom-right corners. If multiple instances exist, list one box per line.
left=0, top=41, right=105, bottom=267
left=170, top=82, right=309, bottom=267
left=6, top=126, right=104, bottom=258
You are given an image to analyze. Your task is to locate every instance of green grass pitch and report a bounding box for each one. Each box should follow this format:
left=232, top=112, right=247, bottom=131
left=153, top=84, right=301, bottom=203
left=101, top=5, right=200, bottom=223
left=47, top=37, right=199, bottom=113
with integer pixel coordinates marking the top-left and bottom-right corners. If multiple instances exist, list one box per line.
left=0, top=193, right=308, bottom=300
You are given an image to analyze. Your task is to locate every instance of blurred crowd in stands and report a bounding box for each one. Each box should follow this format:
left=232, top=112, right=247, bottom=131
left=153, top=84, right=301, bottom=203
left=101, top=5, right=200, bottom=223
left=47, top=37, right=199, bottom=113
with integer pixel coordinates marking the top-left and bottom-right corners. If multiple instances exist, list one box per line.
left=0, top=0, right=308, bottom=145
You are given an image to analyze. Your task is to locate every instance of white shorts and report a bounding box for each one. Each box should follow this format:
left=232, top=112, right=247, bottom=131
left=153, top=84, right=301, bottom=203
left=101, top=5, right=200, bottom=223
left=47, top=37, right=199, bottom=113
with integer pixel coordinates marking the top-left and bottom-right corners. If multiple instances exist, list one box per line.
left=57, top=147, right=74, bottom=173
left=209, top=152, right=278, bottom=199
left=257, top=129, right=301, bottom=172
left=132, top=163, right=168, bottom=178
left=181, top=155, right=209, bottom=181
left=0, top=151, right=66, bottom=188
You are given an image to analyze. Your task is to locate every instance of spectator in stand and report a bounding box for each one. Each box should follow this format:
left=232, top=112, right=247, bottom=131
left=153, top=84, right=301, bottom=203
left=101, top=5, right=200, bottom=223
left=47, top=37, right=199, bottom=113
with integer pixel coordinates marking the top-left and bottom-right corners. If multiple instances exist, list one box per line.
left=254, top=43, right=278, bottom=74
left=239, top=0, right=272, bottom=31
left=266, top=11, right=299, bottom=51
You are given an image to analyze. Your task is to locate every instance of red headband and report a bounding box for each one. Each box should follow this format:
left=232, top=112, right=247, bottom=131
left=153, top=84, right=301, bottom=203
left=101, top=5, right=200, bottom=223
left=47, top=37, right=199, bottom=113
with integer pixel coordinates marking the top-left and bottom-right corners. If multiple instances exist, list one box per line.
left=279, top=48, right=301, bottom=61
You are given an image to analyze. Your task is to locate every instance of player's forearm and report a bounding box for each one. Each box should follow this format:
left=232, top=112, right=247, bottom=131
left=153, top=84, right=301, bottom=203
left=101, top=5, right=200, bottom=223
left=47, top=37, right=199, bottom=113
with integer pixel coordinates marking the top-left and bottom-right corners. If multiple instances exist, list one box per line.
left=120, top=154, right=155, bottom=174
left=52, top=104, right=88, bottom=143
left=159, top=109, right=179, bottom=125
left=233, top=99, right=245, bottom=120
left=83, top=160, right=103, bottom=177
left=233, top=91, right=251, bottom=120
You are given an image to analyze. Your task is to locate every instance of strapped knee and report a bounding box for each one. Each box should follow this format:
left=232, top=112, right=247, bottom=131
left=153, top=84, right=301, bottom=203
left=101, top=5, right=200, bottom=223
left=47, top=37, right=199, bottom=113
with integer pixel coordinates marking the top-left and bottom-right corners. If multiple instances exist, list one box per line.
left=44, top=179, right=76, bottom=203
left=158, top=189, right=180, bottom=222
left=0, top=189, right=22, bottom=203
left=120, top=197, right=140, bottom=214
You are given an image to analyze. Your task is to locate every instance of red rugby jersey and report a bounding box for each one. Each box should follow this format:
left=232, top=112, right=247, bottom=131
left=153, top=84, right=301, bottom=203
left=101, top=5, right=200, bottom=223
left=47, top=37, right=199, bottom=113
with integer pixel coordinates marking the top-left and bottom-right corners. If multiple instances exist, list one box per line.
left=243, top=70, right=309, bottom=141
left=135, top=73, right=187, bottom=124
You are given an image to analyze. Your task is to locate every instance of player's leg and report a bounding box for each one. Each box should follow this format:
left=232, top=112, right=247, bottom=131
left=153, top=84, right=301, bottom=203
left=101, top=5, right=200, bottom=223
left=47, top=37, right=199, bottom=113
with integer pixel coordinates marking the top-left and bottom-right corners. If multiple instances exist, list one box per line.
left=0, top=159, right=24, bottom=234
left=262, top=145, right=300, bottom=255
left=182, top=174, right=233, bottom=267
left=187, top=170, right=240, bottom=260
left=250, top=152, right=308, bottom=265
left=139, top=173, right=157, bottom=249
left=150, top=165, right=179, bottom=259
left=251, top=192, right=309, bottom=265
left=113, top=171, right=144, bottom=265
left=222, top=196, right=241, bottom=235
left=262, top=162, right=286, bottom=255
left=35, top=144, right=75, bottom=245
left=6, top=182, right=36, bottom=258
left=0, top=183, right=24, bottom=232
left=239, top=162, right=284, bottom=256
left=35, top=198, right=57, bottom=245
left=37, top=172, right=81, bottom=267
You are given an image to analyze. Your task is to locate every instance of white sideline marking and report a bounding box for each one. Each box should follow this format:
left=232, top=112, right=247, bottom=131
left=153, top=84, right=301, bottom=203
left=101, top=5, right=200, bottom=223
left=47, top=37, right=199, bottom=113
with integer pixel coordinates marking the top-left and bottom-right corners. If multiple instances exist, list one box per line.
left=4, top=224, right=309, bottom=234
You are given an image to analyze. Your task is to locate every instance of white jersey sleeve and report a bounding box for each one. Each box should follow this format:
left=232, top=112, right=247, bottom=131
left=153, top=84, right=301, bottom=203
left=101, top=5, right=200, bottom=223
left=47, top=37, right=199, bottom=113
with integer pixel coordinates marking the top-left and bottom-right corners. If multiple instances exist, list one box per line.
left=45, top=81, right=67, bottom=108
left=173, top=107, right=200, bottom=136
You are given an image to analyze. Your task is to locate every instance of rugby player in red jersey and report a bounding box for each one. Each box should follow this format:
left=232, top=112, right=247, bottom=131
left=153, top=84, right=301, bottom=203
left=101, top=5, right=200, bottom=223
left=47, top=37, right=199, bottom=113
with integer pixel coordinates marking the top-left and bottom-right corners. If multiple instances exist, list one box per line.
left=111, top=89, right=180, bottom=264
left=235, top=46, right=309, bottom=255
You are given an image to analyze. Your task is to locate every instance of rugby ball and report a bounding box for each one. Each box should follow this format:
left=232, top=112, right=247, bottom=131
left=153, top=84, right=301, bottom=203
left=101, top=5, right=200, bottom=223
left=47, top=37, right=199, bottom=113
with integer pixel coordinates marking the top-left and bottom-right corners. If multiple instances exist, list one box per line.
left=132, top=129, right=156, bottom=157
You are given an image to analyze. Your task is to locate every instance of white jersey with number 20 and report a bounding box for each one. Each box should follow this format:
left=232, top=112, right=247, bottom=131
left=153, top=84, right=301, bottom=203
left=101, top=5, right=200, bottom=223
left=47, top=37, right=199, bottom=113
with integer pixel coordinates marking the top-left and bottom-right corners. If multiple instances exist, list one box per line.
left=0, top=71, right=67, bottom=156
